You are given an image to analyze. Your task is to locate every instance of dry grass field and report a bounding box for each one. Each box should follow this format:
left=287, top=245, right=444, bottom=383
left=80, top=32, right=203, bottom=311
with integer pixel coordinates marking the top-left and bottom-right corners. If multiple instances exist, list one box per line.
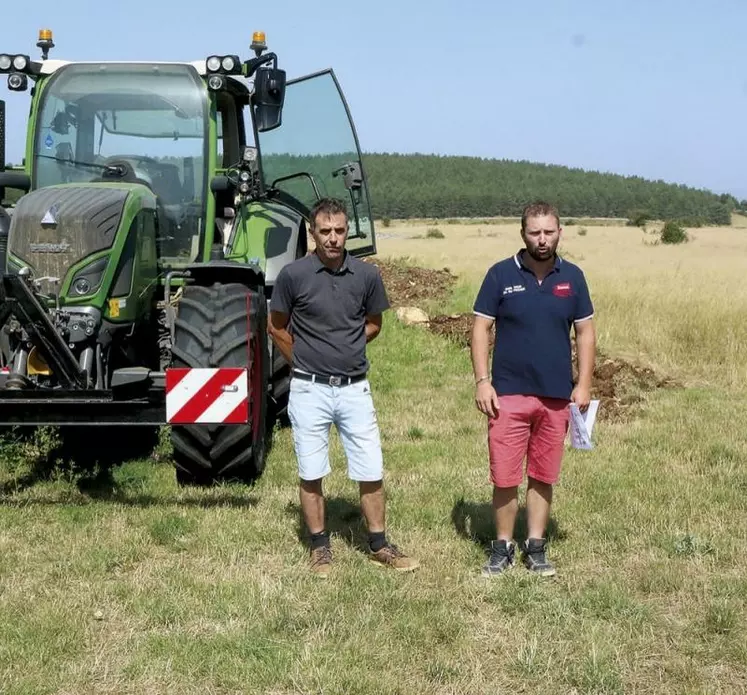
left=1, top=214, right=746, bottom=694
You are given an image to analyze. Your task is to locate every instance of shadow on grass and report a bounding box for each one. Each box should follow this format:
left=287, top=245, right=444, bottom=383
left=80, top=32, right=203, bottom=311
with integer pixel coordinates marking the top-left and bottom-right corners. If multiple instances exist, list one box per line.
left=81, top=473, right=261, bottom=508
left=285, top=496, right=370, bottom=553
left=451, top=497, right=565, bottom=554
left=2, top=464, right=260, bottom=509
left=0, top=424, right=160, bottom=496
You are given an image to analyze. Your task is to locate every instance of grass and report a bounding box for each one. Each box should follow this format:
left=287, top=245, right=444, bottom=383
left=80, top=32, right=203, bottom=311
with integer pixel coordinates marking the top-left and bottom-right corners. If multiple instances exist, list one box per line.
left=2, top=218, right=747, bottom=693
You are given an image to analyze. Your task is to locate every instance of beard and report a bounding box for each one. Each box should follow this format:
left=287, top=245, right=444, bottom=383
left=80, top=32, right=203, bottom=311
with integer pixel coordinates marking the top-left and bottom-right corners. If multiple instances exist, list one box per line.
left=525, top=242, right=557, bottom=262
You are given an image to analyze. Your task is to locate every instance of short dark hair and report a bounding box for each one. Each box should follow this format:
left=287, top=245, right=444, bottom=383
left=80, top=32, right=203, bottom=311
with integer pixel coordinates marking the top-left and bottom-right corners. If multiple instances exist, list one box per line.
left=310, top=197, right=349, bottom=229
left=521, top=201, right=560, bottom=232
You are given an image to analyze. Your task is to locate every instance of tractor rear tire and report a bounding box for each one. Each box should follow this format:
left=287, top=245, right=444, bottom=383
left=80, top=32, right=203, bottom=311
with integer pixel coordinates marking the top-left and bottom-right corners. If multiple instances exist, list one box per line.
left=169, top=282, right=269, bottom=486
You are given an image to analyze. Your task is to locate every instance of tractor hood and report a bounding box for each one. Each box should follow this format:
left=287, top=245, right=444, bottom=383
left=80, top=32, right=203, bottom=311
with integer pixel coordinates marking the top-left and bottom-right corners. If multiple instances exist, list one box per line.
left=8, top=185, right=129, bottom=277
left=6, top=183, right=154, bottom=301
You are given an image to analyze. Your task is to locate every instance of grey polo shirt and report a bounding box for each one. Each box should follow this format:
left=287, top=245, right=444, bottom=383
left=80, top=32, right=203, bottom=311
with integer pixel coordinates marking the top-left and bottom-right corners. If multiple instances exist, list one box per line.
left=270, top=251, right=390, bottom=377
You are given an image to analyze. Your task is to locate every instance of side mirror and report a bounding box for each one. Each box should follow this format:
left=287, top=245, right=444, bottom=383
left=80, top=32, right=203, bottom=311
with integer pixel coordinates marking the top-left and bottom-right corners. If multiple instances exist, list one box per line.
left=210, top=175, right=232, bottom=193
left=0, top=171, right=31, bottom=193
left=252, top=67, right=286, bottom=132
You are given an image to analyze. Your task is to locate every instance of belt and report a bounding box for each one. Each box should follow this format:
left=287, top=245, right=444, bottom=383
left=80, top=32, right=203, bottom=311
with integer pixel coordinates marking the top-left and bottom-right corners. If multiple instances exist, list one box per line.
left=292, top=369, right=367, bottom=386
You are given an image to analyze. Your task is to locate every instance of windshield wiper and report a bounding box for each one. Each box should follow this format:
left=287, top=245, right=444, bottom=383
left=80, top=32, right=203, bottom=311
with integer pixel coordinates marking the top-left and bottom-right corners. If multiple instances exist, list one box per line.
left=35, top=155, right=126, bottom=177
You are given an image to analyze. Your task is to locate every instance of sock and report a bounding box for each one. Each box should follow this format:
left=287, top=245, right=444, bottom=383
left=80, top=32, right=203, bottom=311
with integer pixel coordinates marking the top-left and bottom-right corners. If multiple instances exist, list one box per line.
left=310, top=531, right=329, bottom=549
left=369, top=531, right=387, bottom=552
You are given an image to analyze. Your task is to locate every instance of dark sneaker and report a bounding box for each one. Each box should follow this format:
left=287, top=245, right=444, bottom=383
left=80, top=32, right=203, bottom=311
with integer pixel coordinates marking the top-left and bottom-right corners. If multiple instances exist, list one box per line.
left=482, top=539, right=516, bottom=577
left=521, top=538, right=556, bottom=577
left=369, top=542, right=420, bottom=572
left=309, top=545, right=333, bottom=578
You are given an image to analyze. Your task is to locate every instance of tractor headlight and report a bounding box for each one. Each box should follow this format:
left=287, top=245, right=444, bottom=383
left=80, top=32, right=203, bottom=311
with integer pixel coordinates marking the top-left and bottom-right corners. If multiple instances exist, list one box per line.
left=207, top=74, right=225, bottom=91
left=73, top=278, right=91, bottom=295
left=205, top=54, right=241, bottom=75
left=0, top=54, right=30, bottom=73
left=7, top=73, right=28, bottom=92
left=70, top=257, right=108, bottom=297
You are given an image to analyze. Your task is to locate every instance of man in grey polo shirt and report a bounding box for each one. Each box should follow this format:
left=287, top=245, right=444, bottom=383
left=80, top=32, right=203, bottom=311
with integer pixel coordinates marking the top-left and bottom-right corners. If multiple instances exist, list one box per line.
left=268, top=197, right=419, bottom=577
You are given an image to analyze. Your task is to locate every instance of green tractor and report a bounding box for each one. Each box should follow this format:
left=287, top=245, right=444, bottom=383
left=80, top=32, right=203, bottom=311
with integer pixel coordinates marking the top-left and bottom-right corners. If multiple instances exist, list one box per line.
left=0, top=30, right=378, bottom=484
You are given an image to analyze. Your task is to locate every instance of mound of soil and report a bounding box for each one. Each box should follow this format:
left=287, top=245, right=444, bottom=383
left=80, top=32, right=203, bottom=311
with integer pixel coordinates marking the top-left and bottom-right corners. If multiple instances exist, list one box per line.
left=584, top=353, right=680, bottom=421
left=429, top=313, right=492, bottom=346
left=368, top=258, right=457, bottom=306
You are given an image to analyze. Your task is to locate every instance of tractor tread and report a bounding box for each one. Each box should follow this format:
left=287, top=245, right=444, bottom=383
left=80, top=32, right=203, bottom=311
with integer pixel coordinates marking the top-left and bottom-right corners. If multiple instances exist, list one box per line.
left=173, top=318, right=212, bottom=351
left=177, top=296, right=216, bottom=322
left=211, top=334, right=251, bottom=366
left=169, top=282, right=269, bottom=486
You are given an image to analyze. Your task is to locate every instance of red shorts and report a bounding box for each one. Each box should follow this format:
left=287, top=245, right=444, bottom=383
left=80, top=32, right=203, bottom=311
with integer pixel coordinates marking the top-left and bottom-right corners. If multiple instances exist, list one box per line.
left=488, top=394, right=570, bottom=488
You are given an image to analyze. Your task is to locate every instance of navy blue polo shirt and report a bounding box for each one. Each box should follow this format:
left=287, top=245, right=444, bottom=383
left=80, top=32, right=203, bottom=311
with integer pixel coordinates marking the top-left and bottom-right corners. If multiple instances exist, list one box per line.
left=473, top=250, right=594, bottom=400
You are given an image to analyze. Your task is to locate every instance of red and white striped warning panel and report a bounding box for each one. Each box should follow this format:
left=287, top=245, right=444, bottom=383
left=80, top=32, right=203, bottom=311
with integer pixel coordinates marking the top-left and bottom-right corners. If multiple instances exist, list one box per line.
left=165, top=368, right=248, bottom=424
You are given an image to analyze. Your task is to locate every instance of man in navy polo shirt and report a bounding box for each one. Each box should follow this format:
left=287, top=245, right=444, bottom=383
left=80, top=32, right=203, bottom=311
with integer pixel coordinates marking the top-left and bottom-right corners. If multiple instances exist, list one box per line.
left=470, top=201, right=596, bottom=577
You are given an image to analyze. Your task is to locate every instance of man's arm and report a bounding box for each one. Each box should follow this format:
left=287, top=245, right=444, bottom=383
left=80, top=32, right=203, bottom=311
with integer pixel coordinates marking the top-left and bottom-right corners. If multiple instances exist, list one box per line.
left=572, top=318, right=596, bottom=410
left=365, top=313, right=383, bottom=343
left=268, top=311, right=293, bottom=365
left=471, top=315, right=499, bottom=418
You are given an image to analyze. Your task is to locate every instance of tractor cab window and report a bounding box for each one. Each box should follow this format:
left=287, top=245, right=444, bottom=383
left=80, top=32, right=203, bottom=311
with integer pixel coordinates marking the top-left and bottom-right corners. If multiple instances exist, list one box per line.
left=256, top=69, right=376, bottom=257
left=32, top=63, right=209, bottom=265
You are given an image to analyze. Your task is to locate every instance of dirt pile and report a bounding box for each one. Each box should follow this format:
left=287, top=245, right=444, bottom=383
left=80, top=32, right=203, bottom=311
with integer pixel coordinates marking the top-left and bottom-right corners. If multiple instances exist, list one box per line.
left=584, top=353, right=680, bottom=421
left=367, top=258, right=457, bottom=306
left=428, top=314, right=492, bottom=346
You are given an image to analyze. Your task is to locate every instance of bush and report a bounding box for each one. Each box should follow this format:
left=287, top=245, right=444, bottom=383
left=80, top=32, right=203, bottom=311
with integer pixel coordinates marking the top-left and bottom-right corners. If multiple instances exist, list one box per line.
left=627, top=211, right=649, bottom=227
left=577, top=227, right=588, bottom=236
left=676, top=216, right=705, bottom=228
left=426, top=228, right=444, bottom=239
left=381, top=217, right=391, bottom=228
left=660, top=220, right=688, bottom=245
left=565, top=218, right=577, bottom=226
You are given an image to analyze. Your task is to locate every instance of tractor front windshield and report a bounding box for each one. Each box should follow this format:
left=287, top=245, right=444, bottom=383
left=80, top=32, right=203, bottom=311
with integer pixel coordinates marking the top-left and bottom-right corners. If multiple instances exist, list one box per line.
left=32, top=62, right=208, bottom=263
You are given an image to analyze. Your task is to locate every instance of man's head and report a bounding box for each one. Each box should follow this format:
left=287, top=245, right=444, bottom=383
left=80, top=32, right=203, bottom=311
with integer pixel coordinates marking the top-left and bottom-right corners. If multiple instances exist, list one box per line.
left=520, top=201, right=562, bottom=263
left=310, top=197, right=349, bottom=265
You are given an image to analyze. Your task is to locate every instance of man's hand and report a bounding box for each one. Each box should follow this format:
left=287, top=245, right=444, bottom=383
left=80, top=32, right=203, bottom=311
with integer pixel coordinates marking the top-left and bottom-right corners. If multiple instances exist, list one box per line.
left=475, top=381, right=500, bottom=418
left=365, top=313, right=383, bottom=343
left=268, top=310, right=293, bottom=365
left=571, top=384, right=591, bottom=411
left=471, top=315, right=498, bottom=417
left=572, top=317, right=596, bottom=413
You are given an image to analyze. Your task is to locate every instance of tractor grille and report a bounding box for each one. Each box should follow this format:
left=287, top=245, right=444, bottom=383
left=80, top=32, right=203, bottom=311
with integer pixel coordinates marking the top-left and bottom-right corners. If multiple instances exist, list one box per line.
left=8, top=186, right=129, bottom=285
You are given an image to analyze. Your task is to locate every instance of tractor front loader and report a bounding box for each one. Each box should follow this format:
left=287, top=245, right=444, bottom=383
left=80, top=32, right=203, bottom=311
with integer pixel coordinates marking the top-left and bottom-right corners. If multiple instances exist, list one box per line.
left=0, top=30, right=378, bottom=485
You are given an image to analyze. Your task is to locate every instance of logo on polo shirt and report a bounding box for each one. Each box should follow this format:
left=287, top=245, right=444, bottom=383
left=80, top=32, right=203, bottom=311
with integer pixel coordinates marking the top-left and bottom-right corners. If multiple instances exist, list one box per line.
left=552, top=282, right=572, bottom=297
left=503, top=284, right=526, bottom=295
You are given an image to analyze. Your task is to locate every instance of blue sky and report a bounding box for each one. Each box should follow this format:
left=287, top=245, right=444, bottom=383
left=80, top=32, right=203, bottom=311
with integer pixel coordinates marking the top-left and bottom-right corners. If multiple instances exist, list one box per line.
left=2, top=0, right=746, bottom=198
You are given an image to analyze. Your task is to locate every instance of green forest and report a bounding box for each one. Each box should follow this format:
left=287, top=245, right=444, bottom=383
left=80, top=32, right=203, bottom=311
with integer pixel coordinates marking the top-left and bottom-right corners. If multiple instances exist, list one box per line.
left=359, top=153, right=739, bottom=224
left=3, top=152, right=742, bottom=225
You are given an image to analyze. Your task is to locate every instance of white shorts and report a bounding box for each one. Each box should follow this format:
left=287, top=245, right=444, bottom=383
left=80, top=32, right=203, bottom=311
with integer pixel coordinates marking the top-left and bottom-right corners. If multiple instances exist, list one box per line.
left=287, top=377, right=384, bottom=482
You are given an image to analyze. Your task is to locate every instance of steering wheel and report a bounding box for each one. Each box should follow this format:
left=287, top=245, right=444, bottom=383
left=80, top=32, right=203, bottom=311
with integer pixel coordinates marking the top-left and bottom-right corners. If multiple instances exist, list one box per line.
left=97, top=156, right=156, bottom=188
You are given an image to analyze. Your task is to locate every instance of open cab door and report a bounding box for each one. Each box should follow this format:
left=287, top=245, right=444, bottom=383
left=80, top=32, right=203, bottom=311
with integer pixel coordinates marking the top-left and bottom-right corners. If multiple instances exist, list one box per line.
left=256, top=69, right=376, bottom=257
